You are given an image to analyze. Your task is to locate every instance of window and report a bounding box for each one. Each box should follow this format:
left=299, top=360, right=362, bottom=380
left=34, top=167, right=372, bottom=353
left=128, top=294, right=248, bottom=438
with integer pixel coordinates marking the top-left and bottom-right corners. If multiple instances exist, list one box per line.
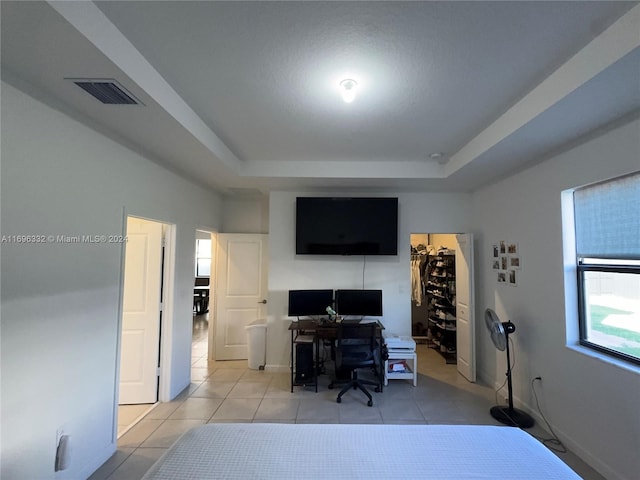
left=196, top=238, right=212, bottom=277
left=573, top=172, right=640, bottom=365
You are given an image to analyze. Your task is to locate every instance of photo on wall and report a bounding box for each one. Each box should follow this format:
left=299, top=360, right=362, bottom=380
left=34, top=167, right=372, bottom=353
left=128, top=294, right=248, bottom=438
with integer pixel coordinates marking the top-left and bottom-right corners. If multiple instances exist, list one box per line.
left=493, top=240, right=521, bottom=285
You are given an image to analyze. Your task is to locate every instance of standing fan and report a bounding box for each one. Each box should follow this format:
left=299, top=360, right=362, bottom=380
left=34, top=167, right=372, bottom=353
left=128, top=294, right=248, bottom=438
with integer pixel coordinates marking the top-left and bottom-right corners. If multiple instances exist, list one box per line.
left=485, top=308, right=535, bottom=428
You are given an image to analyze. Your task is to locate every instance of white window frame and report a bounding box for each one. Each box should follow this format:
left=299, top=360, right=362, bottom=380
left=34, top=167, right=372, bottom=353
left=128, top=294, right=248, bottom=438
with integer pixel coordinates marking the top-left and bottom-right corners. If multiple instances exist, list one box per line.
left=566, top=172, right=640, bottom=366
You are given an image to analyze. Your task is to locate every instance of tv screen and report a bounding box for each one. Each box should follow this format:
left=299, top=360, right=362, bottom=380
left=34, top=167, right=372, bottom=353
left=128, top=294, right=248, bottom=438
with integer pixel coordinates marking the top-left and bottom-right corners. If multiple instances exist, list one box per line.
left=335, top=289, right=383, bottom=317
left=296, top=197, right=398, bottom=255
left=288, top=289, right=334, bottom=317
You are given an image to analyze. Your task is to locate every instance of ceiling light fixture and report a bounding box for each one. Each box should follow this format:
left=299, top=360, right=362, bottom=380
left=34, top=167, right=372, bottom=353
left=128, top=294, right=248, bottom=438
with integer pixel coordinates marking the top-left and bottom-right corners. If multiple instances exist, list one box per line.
left=339, top=79, right=358, bottom=103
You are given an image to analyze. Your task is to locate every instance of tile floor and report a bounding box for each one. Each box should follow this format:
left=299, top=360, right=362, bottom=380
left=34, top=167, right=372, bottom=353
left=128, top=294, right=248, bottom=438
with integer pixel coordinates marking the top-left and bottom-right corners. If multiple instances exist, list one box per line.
left=90, top=315, right=605, bottom=480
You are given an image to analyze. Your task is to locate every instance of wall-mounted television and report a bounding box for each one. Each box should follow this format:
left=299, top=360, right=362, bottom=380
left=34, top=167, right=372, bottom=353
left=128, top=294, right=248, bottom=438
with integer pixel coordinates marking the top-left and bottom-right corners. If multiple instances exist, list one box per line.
left=296, top=197, right=398, bottom=255
left=288, top=289, right=334, bottom=317
left=335, top=289, right=383, bottom=317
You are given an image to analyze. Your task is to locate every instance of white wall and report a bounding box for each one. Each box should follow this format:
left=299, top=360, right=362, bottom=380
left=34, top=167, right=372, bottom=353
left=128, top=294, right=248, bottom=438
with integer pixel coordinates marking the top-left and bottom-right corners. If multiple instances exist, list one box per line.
left=266, top=191, right=471, bottom=370
left=471, top=118, right=640, bottom=480
left=221, top=196, right=269, bottom=233
left=0, top=82, right=222, bottom=479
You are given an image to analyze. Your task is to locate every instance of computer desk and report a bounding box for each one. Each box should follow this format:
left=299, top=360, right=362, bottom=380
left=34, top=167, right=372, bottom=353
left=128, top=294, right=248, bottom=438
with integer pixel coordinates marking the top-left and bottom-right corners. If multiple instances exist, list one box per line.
left=288, top=319, right=385, bottom=393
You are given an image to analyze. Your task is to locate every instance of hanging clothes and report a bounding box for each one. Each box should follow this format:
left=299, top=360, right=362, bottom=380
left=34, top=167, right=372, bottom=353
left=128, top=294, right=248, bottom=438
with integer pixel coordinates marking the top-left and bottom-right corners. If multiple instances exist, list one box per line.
left=411, top=254, right=427, bottom=305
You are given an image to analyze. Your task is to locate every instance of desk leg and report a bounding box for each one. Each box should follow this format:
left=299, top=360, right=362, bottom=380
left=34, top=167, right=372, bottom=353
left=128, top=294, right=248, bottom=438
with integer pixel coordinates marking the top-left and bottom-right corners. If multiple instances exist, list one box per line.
left=314, top=335, right=319, bottom=393
left=290, top=330, right=294, bottom=393
left=378, top=331, right=384, bottom=393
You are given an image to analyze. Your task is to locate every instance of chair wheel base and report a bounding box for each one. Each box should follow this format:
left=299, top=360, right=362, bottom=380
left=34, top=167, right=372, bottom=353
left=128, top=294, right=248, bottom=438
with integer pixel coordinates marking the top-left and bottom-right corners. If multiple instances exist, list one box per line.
left=336, top=397, right=342, bottom=403
left=367, top=400, right=373, bottom=407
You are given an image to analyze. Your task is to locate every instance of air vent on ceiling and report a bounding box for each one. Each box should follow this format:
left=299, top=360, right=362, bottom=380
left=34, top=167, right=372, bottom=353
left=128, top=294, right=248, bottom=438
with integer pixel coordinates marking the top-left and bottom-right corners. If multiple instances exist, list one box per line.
left=68, top=78, right=142, bottom=105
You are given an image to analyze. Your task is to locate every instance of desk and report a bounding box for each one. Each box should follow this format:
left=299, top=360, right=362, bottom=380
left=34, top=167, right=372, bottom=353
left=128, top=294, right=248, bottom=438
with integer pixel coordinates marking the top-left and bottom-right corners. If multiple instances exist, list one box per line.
left=288, top=320, right=385, bottom=393
left=194, top=286, right=209, bottom=314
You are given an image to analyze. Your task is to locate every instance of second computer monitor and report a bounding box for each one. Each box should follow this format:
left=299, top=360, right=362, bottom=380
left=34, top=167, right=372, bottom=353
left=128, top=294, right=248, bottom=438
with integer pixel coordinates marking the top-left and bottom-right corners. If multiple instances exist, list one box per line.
left=334, top=289, right=383, bottom=317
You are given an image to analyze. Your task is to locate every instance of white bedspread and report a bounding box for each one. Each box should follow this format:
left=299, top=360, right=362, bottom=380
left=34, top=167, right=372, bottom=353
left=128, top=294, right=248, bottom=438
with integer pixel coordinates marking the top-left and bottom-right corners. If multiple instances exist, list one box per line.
left=142, top=423, right=582, bottom=479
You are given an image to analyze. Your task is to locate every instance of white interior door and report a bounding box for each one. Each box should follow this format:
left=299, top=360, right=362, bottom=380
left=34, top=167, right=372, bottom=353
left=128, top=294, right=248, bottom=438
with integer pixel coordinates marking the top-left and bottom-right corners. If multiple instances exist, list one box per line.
left=214, top=234, right=268, bottom=360
left=119, top=217, right=163, bottom=404
left=455, top=233, right=476, bottom=382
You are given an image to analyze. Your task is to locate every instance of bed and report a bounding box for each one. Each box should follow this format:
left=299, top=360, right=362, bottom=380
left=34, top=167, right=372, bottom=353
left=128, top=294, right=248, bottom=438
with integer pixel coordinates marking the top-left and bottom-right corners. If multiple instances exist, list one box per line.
left=142, top=423, right=581, bottom=479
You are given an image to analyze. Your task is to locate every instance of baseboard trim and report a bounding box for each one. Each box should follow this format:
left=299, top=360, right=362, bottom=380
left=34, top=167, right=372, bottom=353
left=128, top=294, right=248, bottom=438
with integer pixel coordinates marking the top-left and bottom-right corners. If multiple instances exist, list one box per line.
left=264, top=364, right=289, bottom=373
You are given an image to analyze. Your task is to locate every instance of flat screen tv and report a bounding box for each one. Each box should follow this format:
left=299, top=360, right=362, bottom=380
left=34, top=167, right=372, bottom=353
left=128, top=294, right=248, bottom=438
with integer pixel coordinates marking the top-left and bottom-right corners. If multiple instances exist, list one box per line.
left=295, top=197, right=398, bottom=255
left=288, top=289, right=334, bottom=317
left=334, top=289, right=383, bottom=317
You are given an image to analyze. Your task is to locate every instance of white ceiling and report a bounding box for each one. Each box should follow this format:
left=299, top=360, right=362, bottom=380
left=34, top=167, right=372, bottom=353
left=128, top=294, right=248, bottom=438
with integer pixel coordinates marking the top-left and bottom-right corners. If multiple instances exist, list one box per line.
left=2, top=1, right=639, bottom=197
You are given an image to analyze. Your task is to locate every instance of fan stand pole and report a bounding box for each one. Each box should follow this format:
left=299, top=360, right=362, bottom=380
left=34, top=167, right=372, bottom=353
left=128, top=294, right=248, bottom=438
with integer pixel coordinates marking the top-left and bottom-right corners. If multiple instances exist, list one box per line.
left=490, top=327, right=535, bottom=429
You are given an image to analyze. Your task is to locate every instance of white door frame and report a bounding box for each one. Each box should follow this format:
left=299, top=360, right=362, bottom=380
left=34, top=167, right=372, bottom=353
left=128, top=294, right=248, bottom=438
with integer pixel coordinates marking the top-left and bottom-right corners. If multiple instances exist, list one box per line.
left=201, top=231, right=218, bottom=362
left=158, top=223, right=176, bottom=402
left=113, top=212, right=176, bottom=441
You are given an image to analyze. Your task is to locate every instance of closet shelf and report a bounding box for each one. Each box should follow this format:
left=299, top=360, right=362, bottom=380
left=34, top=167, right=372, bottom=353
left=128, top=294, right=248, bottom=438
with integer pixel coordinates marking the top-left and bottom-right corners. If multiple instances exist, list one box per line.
left=425, top=252, right=457, bottom=364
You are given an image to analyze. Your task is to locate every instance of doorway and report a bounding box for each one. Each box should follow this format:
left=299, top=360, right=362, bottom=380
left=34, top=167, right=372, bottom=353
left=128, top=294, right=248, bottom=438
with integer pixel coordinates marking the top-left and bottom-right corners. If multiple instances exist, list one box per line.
left=117, top=216, right=174, bottom=437
left=195, top=232, right=269, bottom=362
left=194, top=230, right=217, bottom=361
left=410, top=233, right=476, bottom=382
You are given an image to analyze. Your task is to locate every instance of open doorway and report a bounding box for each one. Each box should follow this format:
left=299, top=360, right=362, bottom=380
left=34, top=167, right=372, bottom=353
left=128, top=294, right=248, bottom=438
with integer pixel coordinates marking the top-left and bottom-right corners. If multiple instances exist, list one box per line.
left=410, top=233, right=476, bottom=381
left=117, top=216, right=174, bottom=438
left=193, top=230, right=217, bottom=363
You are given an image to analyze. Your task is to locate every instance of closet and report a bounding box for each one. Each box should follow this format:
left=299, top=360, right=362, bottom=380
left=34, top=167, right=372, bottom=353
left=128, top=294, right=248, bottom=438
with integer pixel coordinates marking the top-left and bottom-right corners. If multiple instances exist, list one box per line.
left=410, top=234, right=458, bottom=364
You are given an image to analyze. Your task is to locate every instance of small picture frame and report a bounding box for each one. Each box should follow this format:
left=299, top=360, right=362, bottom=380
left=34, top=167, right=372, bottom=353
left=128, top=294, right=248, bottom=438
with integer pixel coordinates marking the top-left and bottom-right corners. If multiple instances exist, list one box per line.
left=510, top=256, right=521, bottom=269
left=508, top=269, right=517, bottom=286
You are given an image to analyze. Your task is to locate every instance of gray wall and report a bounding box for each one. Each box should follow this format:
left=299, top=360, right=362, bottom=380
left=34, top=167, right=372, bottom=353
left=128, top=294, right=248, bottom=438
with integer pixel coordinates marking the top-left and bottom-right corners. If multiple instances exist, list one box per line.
left=1, top=82, right=222, bottom=479
left=221, top=196, right=269, bottom=233
left=471, top=118, right=640, bottom=480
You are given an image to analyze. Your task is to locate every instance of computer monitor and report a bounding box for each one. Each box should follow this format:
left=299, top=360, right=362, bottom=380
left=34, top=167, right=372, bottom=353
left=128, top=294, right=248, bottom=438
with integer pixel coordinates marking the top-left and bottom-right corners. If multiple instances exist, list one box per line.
left=334, top=289, right=383, bottom=317
left=288, top=289, right=334, bottom=317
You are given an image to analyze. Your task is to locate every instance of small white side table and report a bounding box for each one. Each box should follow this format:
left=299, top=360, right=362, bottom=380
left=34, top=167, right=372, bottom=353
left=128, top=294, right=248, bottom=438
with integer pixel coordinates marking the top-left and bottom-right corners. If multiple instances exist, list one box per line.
left=383, top=334, right=417, bottom=386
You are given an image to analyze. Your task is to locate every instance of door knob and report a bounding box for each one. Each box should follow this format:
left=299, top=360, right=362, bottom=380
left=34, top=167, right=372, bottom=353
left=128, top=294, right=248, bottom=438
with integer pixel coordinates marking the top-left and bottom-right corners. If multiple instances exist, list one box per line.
left=258, top=299, right=267, bottom=304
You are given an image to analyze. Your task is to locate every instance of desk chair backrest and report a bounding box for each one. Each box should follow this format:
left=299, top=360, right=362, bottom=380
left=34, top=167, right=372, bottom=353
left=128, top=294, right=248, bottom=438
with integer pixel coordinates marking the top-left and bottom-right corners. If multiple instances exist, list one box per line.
left=335, top=322, right=378, bottom=369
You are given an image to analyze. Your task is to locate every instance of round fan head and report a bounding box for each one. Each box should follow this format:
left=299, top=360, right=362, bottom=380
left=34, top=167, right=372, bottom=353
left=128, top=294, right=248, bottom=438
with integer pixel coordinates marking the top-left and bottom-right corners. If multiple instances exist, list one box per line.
left=485, top=308, right=507, bottom=351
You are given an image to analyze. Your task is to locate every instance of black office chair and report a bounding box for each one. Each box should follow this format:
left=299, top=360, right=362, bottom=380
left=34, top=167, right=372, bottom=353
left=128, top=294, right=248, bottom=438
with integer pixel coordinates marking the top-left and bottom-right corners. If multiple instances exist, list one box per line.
left=332, top=322, right=381, bottom=407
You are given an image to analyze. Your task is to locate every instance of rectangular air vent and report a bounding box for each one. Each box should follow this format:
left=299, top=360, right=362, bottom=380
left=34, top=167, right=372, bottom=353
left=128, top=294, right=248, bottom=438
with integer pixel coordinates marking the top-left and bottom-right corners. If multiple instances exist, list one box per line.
left=68, top=78, right=141, bottom=105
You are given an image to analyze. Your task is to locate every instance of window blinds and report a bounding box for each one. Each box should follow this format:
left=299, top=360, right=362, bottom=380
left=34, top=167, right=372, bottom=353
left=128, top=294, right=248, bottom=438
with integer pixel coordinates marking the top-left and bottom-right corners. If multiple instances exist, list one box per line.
left=574, top=171, right=640, bottom=258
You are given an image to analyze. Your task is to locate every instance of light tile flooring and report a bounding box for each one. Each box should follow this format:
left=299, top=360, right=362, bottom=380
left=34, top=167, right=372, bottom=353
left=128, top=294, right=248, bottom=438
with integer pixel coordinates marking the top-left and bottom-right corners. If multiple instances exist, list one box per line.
left=91, top=315, right=605, bottom=480
left=118, top=404, right=155, bottom=438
